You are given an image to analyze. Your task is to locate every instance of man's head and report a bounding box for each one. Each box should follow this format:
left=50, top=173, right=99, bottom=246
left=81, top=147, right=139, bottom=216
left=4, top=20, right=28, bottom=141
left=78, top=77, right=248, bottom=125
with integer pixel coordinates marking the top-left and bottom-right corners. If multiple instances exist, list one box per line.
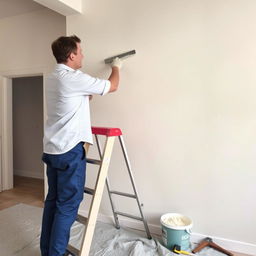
left=51, top=35, right=84, bottom=69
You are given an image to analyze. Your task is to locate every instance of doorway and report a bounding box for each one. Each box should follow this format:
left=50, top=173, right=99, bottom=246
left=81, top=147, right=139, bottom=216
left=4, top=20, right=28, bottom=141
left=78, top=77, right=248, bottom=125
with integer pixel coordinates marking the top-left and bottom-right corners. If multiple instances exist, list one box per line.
left=12, top=76, right=44, bottom=204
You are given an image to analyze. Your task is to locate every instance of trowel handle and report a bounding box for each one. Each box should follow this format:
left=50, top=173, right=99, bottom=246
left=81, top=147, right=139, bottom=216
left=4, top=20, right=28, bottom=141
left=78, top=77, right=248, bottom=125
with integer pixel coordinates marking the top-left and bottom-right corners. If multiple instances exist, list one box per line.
left=192, top=240, right=209, bottom=253
left=209, top=242, right=234, bottom=256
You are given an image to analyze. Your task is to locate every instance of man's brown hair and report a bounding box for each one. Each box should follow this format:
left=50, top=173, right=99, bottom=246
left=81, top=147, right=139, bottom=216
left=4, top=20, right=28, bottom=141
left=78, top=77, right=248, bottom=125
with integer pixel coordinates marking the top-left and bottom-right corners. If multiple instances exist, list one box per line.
left=51, top=35, right=81, bottom=63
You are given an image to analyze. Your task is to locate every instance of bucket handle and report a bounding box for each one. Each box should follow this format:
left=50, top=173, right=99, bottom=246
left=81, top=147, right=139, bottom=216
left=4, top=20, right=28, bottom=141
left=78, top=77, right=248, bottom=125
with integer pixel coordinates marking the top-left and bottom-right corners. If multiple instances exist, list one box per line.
left=186, top=228, right=192, bottom=234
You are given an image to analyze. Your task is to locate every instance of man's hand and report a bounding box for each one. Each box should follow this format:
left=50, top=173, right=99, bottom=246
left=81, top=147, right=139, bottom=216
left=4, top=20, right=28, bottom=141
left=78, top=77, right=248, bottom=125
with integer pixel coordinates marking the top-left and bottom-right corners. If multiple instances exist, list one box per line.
left=111, top=57, right=122, bottom=69
left=108, top=58, right=121, bottom=93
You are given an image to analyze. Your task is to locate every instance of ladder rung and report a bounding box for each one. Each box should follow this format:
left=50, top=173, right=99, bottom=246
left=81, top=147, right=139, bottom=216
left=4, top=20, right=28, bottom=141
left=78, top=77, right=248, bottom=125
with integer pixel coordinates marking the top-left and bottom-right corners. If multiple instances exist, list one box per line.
left=76, top=214, right=88, bottom=225
left=87, top=158, right=102, bottom=165
left=84, top=187, right=95, bottom=195
left=110, top=190, right=136, bottom=198
left=115, top=211, right=143, bottom=221
left=66, top=244, right=79, bottom=256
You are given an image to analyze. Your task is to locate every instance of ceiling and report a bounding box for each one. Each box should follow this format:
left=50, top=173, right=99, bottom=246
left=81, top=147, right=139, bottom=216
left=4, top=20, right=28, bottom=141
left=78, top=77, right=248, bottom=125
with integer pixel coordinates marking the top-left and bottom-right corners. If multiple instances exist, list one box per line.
left=0, top=0, right=45, bottom=19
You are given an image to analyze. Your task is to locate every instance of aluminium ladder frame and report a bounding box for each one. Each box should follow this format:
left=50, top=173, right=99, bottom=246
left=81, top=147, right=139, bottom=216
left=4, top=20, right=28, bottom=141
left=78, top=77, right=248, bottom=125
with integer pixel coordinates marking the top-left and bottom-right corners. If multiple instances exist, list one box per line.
left=66, top=127, right=151, bottom=256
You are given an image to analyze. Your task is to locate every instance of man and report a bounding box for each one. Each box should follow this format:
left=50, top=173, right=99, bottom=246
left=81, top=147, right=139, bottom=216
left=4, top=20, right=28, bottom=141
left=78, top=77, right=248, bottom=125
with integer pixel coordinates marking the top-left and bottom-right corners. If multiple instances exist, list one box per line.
left=40, top=35, right=121, bottom=256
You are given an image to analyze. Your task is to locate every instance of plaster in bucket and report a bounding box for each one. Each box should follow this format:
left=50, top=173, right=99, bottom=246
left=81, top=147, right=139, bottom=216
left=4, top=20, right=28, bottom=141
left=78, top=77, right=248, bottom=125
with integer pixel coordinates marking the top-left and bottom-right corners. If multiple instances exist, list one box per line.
left=161, top=213, right=193, bottom=251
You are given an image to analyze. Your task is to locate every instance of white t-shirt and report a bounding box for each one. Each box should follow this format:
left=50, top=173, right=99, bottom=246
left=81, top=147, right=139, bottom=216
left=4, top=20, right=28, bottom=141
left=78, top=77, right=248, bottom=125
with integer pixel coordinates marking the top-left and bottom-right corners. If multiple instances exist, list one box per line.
left=43, top=64, right=110, bottom=154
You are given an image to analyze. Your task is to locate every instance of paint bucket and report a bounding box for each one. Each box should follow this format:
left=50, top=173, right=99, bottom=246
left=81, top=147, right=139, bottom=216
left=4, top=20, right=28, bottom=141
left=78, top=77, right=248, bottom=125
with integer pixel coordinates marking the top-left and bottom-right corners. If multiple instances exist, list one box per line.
left=161, top=213, right=193, bottom=251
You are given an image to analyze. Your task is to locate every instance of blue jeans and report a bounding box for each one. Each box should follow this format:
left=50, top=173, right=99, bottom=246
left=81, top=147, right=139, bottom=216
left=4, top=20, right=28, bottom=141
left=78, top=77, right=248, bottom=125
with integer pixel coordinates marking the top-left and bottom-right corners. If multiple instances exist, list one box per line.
left=40, top=142, right=86, bottom=256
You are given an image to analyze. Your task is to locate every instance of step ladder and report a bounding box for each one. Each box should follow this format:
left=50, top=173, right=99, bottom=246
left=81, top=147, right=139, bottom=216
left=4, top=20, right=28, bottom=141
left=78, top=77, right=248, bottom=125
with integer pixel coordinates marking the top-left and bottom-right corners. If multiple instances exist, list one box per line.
left=65, top=127, right=151, bottom=256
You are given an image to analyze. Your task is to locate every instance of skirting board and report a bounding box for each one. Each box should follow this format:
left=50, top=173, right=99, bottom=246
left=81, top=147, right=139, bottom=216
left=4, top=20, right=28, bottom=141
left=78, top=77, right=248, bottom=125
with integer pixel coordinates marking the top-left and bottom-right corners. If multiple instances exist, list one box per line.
left=14, top=169, right=44, bottom=179
left=79, top=209, right=256, bottom=255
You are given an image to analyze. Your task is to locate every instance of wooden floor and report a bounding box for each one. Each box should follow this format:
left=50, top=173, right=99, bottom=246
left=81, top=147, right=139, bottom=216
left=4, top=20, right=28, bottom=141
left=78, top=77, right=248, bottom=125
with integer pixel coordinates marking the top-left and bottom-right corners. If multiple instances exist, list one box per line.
left=0, top=176, right=251, bottom=256
left=0, top=175, right=44, bottom=210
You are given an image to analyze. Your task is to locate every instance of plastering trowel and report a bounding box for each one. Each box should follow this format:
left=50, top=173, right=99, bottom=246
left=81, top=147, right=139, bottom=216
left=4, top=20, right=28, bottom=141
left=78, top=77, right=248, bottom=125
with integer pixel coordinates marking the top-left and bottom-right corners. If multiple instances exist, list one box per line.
left=104, top=50, right=136, bottom=64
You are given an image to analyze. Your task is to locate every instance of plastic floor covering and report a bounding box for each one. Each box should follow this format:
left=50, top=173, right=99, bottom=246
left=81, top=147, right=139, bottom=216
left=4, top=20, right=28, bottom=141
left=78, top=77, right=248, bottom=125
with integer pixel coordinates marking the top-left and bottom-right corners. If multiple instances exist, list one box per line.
left=0, top=204, right=228, bottom=256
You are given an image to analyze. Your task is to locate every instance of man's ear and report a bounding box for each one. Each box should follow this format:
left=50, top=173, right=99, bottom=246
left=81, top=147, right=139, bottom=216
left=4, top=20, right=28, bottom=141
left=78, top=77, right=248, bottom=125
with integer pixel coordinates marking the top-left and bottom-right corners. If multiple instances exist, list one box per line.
left=69, top=52, right=75, bottom=61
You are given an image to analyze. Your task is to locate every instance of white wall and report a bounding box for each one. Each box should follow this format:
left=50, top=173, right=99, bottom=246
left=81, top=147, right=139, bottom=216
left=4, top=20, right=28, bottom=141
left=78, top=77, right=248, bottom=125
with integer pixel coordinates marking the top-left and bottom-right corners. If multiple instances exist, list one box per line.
left=13, top=77, right=43, bottom=179
left=0, top=8, right=66, bottom=73
left=67, top=0, right=256, bottom=245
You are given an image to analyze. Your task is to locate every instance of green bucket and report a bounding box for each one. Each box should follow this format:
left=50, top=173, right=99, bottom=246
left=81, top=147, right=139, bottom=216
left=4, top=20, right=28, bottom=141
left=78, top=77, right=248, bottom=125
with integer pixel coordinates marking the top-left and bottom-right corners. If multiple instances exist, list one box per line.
left=161, top=213, right=193, bottom=251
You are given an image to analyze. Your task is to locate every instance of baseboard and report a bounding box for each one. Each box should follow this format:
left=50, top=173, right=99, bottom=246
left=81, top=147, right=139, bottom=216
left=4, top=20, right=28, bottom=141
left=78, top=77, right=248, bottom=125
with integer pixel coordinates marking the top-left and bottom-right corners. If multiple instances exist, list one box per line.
left=190, top=233, right=256, bottom=255
left=14, top=169, right=44, bottom=179
left=79, top=209, right=256, bottom=255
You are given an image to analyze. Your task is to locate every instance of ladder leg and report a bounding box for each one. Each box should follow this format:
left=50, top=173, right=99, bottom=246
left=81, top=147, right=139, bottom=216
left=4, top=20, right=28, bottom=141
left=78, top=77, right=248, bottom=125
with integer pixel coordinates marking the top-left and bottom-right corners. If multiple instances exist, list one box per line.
left=95, top=135, right=121, bottom=229
left=79, top=136, right=115, bottom=256
left=84, top=142, right=90, bottom=155
left=106, top=178, right=120, bottom=229
left=118, top=135, right=152, bottom=239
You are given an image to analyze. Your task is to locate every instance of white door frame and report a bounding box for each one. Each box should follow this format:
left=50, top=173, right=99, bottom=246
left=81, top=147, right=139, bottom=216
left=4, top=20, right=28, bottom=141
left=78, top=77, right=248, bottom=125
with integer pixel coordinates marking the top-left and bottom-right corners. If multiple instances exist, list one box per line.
left=0, top=76, right=13, bottom=190
left=0, top=68, right=47, bottom=192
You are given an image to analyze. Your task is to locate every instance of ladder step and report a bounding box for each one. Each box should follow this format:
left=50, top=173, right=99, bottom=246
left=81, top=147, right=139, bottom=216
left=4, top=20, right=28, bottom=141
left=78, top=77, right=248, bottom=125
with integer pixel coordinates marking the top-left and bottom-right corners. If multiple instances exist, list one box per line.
left=66, top=244, right=79, bottom=256
left=115, top=211, right=143, bottom=221
left=76, top=214, right=88, bottom=225
left=87, top=158, right=102, bottom=165
left=84, top=187, right=95, bottom=195
left=110, top=190, right=136, bottom=198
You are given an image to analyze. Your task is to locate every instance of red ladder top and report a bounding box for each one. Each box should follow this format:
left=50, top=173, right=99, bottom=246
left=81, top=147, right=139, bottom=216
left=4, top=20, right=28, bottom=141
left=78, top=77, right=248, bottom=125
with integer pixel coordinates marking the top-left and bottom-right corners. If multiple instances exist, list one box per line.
left=91, top=127, right=122, bottom=137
